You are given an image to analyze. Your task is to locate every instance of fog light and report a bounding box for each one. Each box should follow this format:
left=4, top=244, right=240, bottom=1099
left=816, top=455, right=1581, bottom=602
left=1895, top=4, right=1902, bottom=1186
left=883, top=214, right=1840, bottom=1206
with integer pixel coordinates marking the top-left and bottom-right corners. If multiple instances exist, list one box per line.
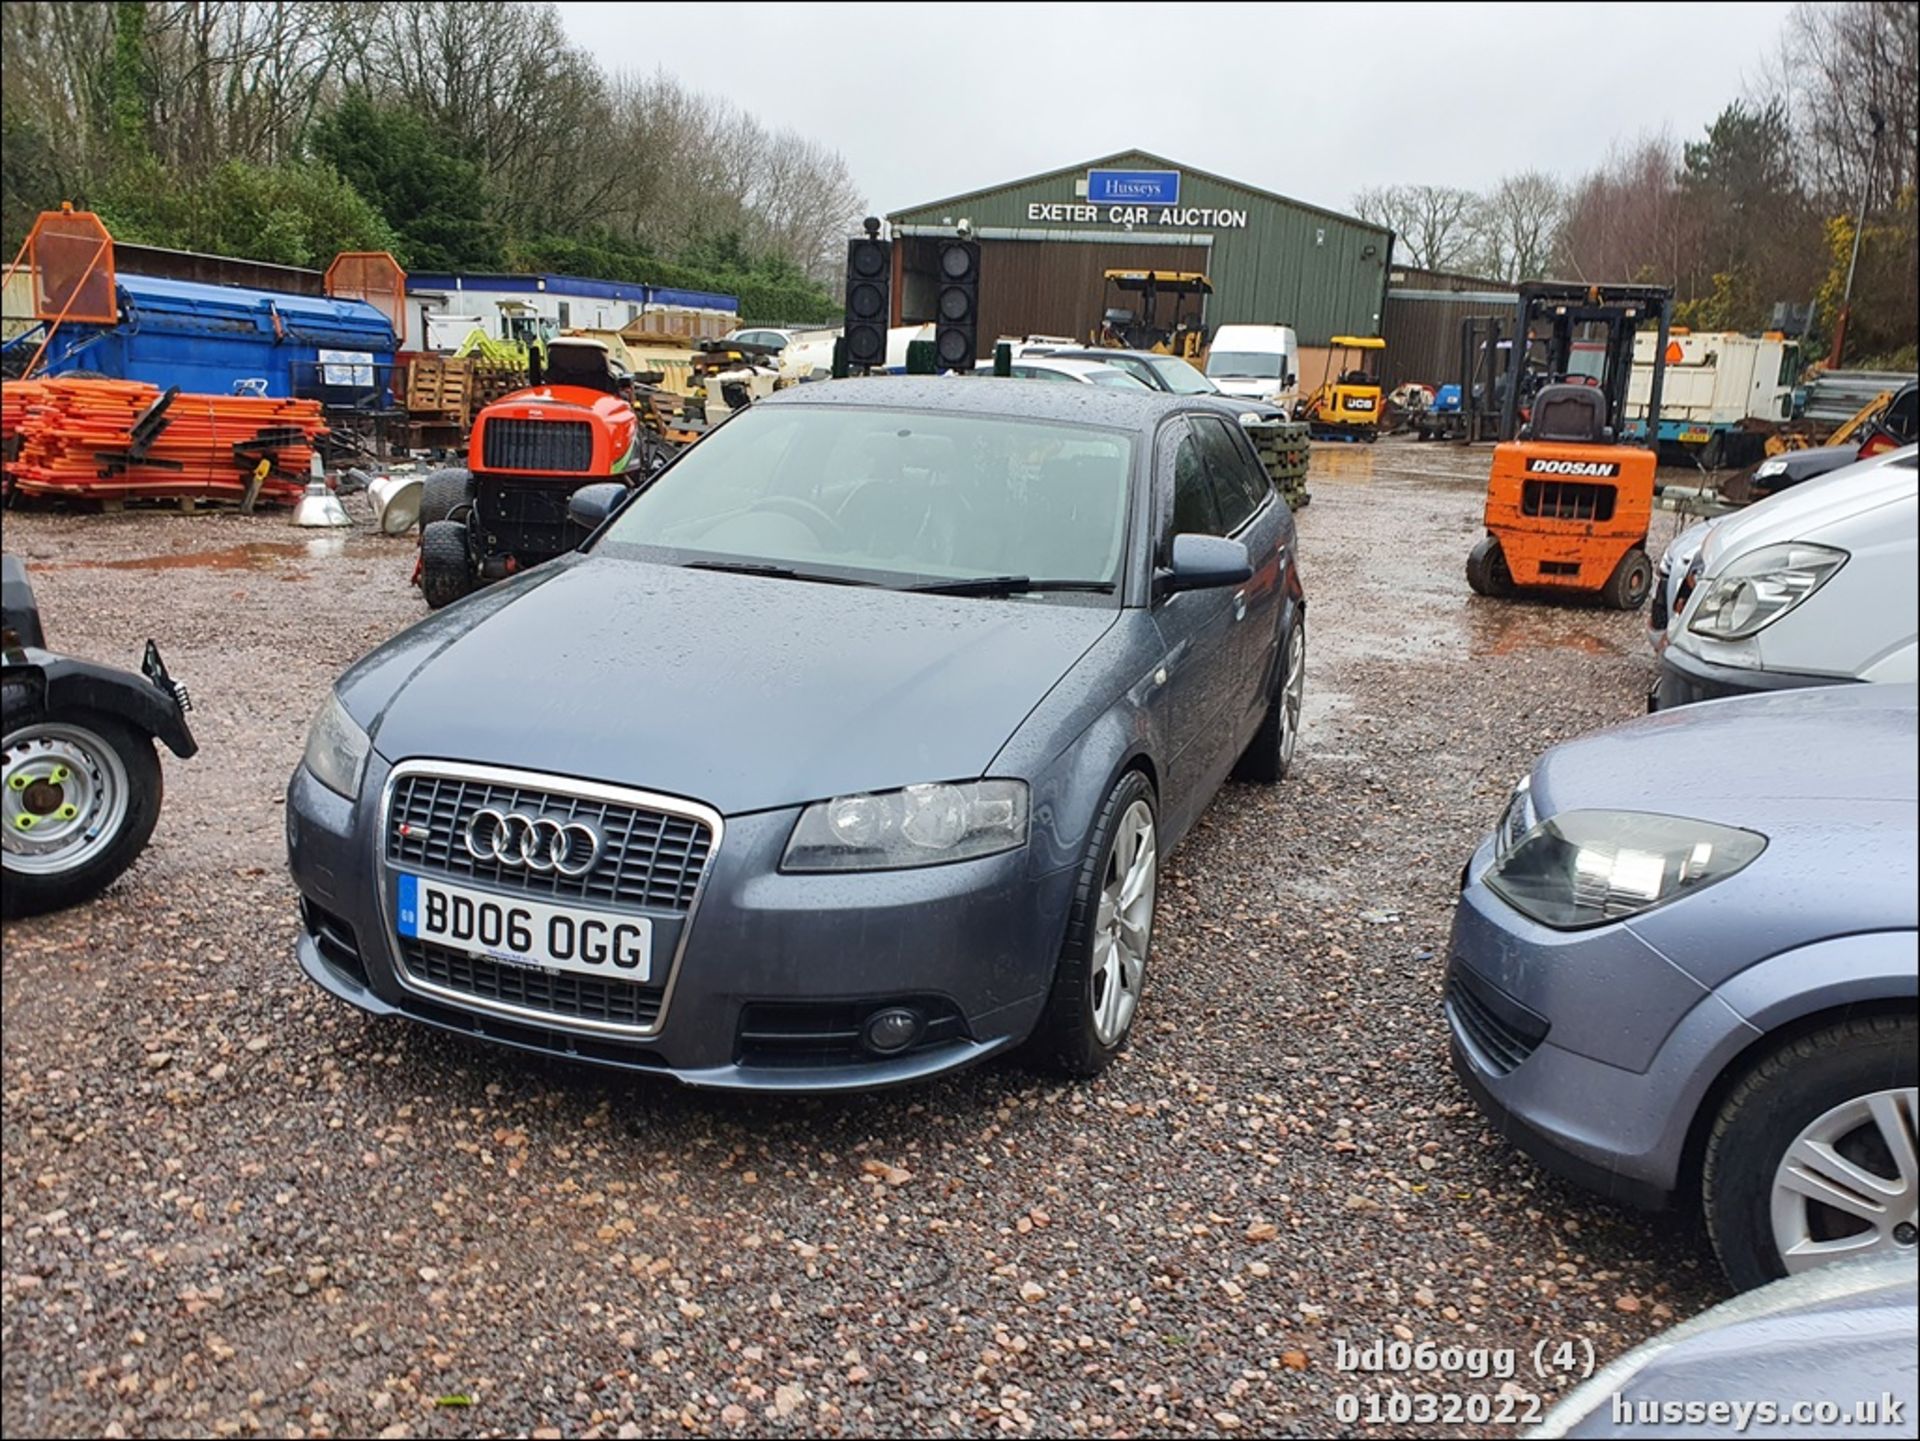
left=863, top=1007, right=922, bottom=1055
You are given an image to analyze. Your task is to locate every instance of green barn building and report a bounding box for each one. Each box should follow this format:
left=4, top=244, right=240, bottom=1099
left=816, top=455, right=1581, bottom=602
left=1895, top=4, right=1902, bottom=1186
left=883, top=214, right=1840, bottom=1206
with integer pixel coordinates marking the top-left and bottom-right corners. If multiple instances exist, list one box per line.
left=885, top=149, right=1394, bottom=350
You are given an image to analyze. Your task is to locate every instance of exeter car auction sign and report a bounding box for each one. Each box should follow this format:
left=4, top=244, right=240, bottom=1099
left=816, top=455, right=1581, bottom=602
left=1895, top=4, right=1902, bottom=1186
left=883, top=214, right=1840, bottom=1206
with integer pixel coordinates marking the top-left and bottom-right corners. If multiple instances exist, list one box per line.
left=1024, top=169, right=1249, bottom=229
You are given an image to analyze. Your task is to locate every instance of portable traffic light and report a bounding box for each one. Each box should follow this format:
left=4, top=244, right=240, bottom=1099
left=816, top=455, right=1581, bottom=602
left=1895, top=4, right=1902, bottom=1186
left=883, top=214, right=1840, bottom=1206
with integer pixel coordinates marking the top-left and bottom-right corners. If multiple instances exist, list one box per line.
left=934, top=239, right=980, bottom=373
left=843, top=218, right=891, bottom=372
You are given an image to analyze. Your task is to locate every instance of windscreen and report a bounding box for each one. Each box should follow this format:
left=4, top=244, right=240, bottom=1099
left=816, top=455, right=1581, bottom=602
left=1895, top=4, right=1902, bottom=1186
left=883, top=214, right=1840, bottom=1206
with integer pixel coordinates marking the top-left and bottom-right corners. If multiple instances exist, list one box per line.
left=599, top=405, right=1134, bottom=592
left=1206, top=351, right=1286, bottom=380
left=1146, top=357, right=1218, bottom=394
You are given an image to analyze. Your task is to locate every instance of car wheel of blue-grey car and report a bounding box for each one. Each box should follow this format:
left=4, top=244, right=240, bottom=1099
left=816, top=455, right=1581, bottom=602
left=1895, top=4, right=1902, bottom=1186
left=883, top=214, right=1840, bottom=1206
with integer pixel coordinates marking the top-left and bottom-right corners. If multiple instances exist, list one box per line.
left=1028, top=770, right=1157, bottom=1077
left=1703, top=1014, right=1919, bottom=1292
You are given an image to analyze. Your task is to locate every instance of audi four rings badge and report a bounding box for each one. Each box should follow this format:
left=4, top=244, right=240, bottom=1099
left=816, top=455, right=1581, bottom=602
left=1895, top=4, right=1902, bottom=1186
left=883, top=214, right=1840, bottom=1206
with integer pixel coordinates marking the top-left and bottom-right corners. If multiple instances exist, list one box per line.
left=462, top=808, right=603, bottom=876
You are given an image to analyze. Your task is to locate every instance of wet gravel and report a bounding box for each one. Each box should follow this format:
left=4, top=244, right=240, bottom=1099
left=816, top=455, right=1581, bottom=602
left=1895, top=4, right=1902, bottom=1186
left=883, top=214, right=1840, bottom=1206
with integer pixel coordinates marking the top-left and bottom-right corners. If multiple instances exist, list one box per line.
left=2, top=444, right=1723, bottom=1438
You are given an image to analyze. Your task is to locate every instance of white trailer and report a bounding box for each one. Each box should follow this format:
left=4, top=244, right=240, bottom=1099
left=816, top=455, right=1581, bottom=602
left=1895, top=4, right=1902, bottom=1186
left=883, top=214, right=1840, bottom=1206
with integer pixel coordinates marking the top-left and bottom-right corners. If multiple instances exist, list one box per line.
left=1626, top=330, right=1799, bottom=466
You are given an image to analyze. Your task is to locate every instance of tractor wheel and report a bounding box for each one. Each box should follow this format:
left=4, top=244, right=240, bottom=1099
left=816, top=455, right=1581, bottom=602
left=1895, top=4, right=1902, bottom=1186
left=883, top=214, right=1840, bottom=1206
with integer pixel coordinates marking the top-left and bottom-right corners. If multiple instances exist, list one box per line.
left=419, top=520, right=475, bottom=610
left=1465, top=535, right=1513, bottom=597
left=1602, top=546, right=1654, bottom=611
left=417, top=467, right=475, bottom=529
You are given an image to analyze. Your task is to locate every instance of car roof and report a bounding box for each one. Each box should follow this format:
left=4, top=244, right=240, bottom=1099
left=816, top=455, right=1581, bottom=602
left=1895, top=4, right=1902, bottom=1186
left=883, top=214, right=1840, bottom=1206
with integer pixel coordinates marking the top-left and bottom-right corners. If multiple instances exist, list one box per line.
left=1015, top=357, right=1144, bottom=380
left=1045, top=348, right=1171, bottom=364
left=760, top=374, right=1196, bottom=429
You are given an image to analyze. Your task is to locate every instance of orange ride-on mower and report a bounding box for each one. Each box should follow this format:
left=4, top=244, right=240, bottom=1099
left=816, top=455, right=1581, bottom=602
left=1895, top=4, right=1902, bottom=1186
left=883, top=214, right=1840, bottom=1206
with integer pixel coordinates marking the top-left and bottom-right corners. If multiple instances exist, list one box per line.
left=1466, top=282, right=1673, bottom=610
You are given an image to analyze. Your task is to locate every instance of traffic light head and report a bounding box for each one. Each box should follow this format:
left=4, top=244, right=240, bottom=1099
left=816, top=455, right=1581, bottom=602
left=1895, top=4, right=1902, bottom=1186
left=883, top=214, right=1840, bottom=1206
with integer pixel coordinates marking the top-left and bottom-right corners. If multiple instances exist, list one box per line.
left=843, top=234, right=891, bottom=370
left=934, top=240, right=980, bottom=373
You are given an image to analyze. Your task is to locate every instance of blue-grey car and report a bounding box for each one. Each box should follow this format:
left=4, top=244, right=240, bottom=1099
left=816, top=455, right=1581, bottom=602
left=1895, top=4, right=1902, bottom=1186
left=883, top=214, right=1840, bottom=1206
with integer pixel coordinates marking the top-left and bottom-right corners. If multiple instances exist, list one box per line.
left=1447, top=684, right=1917, bottom=1290
left=288, top=379, right=1307, bottom=1091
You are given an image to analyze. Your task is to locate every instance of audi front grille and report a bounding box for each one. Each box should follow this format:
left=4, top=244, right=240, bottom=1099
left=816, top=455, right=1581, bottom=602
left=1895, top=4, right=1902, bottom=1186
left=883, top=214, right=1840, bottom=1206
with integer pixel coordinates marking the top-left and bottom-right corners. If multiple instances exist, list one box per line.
left=480, top=418, right=595, bottom=473
left=380, top=763, right=721, bottom=1037
left=386, top=772, right=712, bottom=911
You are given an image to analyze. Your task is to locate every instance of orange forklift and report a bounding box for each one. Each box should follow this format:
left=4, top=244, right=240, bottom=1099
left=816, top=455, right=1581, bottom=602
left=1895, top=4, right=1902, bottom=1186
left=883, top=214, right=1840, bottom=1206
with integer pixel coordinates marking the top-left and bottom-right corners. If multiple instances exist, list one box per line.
left=1466, top=282, right=1673, bottom=609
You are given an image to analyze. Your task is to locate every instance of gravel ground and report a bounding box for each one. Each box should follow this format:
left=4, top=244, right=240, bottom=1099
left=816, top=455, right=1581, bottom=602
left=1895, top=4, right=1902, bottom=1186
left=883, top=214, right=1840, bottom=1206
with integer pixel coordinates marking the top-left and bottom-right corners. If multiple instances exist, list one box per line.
left=2, top=442, right=1724, bottom=1438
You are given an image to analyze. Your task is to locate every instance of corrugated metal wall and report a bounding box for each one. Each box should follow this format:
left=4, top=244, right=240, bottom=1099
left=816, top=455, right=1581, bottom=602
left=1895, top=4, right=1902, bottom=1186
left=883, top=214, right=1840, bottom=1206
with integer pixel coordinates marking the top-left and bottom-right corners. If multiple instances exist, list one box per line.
left=1381, top=290, right=1516, bottom=390
left=889, top=152, right=1391, bottom=345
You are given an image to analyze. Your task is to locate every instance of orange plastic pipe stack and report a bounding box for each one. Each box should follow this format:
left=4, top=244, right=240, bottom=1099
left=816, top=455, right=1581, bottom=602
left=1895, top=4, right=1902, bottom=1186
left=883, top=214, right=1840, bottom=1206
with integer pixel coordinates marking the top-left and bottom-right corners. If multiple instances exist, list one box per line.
left=2, top=377, right=328, bottom=504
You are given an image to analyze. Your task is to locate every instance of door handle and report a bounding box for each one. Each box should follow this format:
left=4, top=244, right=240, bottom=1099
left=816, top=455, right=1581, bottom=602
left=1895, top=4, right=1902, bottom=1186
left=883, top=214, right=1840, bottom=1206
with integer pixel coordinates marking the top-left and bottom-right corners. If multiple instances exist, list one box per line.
left=1232, top=591, right=1248, bottom=622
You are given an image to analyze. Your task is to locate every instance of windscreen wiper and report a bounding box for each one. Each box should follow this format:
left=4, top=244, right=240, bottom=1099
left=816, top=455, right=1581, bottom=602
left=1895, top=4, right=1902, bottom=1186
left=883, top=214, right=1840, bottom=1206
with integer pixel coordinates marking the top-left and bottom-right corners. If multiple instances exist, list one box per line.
left=683, top=560, right=874, bottom=586
left=904, top=575, right=1116, bottom=596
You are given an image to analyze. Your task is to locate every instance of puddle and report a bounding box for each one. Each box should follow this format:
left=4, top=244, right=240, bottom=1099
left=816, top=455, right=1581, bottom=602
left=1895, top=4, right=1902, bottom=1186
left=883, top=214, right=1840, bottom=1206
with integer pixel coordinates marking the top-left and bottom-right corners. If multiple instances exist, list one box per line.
left=1465, top=600, right=1628, bottom=657
left=32, top=539, right=346, bottom=572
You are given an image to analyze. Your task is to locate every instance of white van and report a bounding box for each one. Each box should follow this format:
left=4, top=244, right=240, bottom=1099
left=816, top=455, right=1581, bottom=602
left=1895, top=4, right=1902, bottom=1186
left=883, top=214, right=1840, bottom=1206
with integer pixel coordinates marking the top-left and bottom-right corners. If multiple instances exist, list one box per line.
left=1205, top=324, right=1299, bottom=404
left=1650, top=444, right=1918, bottom=709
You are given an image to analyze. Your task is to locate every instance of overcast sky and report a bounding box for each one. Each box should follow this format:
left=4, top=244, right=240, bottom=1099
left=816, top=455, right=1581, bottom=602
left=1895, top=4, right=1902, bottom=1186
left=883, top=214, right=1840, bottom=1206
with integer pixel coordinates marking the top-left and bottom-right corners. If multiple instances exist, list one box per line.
left=556, top=1, right=1796, bottom=218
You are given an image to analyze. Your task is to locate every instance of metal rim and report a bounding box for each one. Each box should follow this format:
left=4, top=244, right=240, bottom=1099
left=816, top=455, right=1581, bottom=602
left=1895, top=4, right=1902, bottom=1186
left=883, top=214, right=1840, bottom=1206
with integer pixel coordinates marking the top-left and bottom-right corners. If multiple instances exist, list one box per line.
left=3, top=722, right=131, bottom=875
left=1090, top=798, right=1156, bottom=1047
left=1770, top=1086, right=1919, bottom=1273
left=1279, top=622, right=1306, bottom=768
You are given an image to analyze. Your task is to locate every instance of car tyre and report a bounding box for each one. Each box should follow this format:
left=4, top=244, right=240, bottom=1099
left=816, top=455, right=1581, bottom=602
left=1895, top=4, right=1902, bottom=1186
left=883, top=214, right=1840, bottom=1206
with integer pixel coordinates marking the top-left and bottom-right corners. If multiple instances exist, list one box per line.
left=1466, top=535, right=1513, bottom=597
left=1234, top=613, right=1305, bottom=784
left=1602, top=545, right=1653, bottom=610
left=416, top=467, right=475, bottom=528
left=1027, top=770, right=1158, bottom=1078
left=419, top=520, right=474, bottom=610
left=3, top=682, right=163, bottom=918
left=1702, top=1014, right=1918, bottom=1292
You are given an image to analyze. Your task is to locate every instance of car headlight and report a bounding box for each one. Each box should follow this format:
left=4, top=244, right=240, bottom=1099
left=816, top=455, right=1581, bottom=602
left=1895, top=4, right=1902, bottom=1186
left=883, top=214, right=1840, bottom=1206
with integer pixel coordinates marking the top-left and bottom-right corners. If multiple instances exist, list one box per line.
left=1686, top=542, right=1847, bottom=640
left=1487, top=810, right=1766, bottom=930
left=302, top=692, right=371, bottom=799
left=1494, top=775, right=1535, bottom=859
left=782, top=780, right=1028, bottom=872
left=1754, top=457, right=1789, bottom=480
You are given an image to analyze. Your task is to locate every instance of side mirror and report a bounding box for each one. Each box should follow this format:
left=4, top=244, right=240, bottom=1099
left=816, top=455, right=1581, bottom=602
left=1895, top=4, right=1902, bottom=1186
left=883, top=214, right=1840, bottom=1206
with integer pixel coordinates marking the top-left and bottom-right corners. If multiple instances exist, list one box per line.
left=1284, top=373, right=1297, bottom=390
left=567, top=482, right=628, bottom=541
left=1159, top=534, right=1252, bottom=595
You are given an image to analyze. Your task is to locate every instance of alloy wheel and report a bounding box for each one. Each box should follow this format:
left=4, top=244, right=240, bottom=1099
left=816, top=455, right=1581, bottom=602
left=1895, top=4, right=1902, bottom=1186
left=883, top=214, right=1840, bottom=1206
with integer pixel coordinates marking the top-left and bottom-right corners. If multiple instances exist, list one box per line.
left=1770, top=1086, right=1919, bottom=1272
left=1279, top=624, right=1305, bottom=769
left=3, top=722, right=131, bottom=875
left=1090, top=798, right=1156, bottom=1046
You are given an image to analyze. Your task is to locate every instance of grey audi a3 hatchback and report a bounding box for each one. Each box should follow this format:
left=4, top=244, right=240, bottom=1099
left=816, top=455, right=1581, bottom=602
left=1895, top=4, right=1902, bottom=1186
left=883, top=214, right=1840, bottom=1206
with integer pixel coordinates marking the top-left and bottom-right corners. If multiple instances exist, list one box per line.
left=288, top=378, right=1307, bottom=1091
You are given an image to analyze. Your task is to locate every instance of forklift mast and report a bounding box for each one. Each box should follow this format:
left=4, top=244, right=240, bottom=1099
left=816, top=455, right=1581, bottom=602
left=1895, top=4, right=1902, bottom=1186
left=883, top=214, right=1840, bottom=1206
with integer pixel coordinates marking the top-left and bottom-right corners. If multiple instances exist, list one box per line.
left=1497, top=282, right=1671, bottom=444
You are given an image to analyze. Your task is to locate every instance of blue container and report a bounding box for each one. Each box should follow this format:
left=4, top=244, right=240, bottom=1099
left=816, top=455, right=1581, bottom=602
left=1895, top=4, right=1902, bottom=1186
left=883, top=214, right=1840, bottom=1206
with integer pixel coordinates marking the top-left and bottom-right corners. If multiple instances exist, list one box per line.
left=40, top=273, right=398, bottom=404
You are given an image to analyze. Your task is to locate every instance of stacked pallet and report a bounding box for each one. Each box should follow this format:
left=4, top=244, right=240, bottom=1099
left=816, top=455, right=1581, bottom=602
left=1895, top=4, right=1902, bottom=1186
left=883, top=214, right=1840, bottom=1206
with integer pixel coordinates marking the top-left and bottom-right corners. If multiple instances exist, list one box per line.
left=3, top=377, right=326, bottom=506
left=1244, top=418, right=1313, bottom=510
left=403, top=354, right=475, bottom=427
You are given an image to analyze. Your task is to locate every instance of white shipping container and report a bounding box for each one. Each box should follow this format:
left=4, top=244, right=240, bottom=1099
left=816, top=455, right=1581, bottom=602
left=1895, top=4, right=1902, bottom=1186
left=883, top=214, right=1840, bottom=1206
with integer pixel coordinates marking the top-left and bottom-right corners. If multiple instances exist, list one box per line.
left=1627, top=331, right=1798, bottom=428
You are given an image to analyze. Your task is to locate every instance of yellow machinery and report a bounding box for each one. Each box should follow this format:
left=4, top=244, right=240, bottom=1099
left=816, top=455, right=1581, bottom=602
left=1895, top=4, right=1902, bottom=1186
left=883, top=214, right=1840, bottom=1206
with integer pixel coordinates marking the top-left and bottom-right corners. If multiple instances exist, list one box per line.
left=1762, top=386, right=1893, bottom=457
left=1094, top=270, right=1211, bottom=360
left=1304, top=336, right=1385, bottom=441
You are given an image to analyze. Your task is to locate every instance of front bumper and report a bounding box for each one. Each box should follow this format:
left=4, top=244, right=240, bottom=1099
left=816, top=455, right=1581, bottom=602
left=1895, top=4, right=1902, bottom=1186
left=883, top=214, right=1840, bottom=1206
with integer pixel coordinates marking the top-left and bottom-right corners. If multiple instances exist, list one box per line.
left=1443, top=839, right=1719, bottom=1210
left=1648, top=641, right=1852, bottom=711
left=286, top=759, right=1074, bottom=1092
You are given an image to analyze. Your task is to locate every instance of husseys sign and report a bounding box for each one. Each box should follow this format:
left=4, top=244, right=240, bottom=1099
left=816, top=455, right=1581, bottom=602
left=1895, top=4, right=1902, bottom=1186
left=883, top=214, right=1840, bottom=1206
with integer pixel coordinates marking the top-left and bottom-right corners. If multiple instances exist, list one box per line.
left=1024, top=169, right=1251, bottom=229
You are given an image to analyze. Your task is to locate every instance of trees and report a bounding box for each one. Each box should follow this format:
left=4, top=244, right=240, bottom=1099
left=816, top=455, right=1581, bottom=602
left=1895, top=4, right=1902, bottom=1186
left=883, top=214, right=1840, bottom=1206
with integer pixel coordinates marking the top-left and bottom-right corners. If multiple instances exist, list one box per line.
left=0, top=0, right=858, bottom=321
left=311, top=95, right=500, bottom=271
left=1470, top=172, right=1566, bottom=282
left=1351, top=184, right=1478, bottom=272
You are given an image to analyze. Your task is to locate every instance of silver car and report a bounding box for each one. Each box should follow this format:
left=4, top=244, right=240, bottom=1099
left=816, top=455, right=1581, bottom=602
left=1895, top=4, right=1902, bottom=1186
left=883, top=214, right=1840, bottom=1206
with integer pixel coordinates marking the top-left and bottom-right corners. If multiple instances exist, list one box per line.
left=1447, top=684, right=1917, bottom=1291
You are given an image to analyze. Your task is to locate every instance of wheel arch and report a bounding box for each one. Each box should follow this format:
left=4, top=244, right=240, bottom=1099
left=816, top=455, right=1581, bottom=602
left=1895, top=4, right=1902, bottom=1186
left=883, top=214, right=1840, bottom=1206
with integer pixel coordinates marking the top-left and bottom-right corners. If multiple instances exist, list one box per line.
left=1675, top=938, right=1918, bottom=1197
